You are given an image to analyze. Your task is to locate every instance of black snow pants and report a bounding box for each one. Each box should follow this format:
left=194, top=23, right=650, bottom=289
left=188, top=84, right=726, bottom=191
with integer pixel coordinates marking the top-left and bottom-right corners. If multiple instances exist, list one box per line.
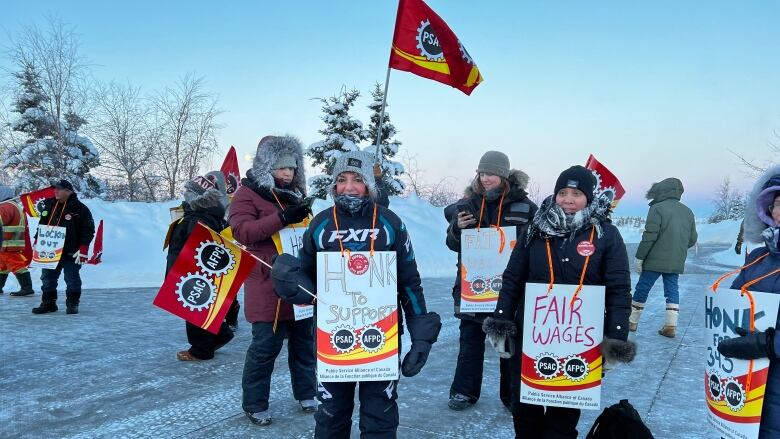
left=186, top=321, right=234, bottom=360
left=450, top=318, right=512, bottom=406
left=315, top=379, right=399, bottom=439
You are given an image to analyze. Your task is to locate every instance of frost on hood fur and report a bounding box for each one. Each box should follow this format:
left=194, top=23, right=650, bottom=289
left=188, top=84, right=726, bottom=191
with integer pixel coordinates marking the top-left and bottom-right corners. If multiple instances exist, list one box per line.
left=645, top=178, right=684, bottom=203
left=744, top=164, right=780, bottom=243
left=251, top=135, right=307, bottom=195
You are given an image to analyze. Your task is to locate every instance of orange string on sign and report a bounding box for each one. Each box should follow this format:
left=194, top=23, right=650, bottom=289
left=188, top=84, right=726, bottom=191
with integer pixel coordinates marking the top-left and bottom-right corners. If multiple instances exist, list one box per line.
left=710, top=253, right=768, bottom=292
left=545, top=239, right=555, bottom=293
left=271, top=190, right=285, bottom=209
left=570, top=227, right=597, bottom=307
left=53, top=199, right=68, bottom=227
left=331, top=203, right=378, bottom=258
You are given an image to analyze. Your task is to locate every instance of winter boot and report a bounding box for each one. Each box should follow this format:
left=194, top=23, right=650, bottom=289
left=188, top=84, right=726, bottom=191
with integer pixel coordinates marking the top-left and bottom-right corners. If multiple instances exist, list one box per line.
left=0, top=273, right=7, bottom=294
left=658, top=305, right=679, bottom=338
left=629, top=301, right=645, bottom=332
left=32, top=299, right=58, bottom=314
left=10, top=271, right=34, bottom=297
left=66, top=300, right=79, bottom=315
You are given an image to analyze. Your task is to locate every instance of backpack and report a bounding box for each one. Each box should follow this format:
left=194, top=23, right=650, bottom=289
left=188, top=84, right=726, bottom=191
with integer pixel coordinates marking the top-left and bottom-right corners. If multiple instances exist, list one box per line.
left=586, top=399, right=654, bottom=439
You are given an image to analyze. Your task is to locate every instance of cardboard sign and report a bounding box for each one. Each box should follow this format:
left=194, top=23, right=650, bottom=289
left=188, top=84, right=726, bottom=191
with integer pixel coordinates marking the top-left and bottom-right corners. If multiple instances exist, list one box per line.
left=520, top=283, right=605, bottom=410
left=459, top=226, right=516, bottom=313
left=705, top=289, right=780, bottom=439
left=30, top=225, right=67, bottom=269
left=316, top=251, right=399, bottom=382
left=274, top=223, right=313, bottom=320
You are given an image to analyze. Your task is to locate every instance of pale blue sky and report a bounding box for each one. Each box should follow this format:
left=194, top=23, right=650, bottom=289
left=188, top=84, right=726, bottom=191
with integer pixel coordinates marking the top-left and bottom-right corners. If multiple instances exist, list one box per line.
left=3, top=1, right=779, bottom=215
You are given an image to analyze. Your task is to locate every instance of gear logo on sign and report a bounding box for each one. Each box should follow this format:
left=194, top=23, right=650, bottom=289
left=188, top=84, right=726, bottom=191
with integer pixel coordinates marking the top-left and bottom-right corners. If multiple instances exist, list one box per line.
left=176, top=272, right=217, bottom=312
left=195, top=241, right=236, bottom=277
left=226, top=172, right=239, bottom=194
left=534, top=353, right=560, bottom=380
left=562, top=355, right=589, bottom=382
left=416, top=19, right=444, bottom=61
left=723, top=378, right=746, bottom=412
left=489, top=277, right=503, bottom=293
left=331, top=325, right=357, bottom=353
left=708, top=371, right=723, bottom=401
left=359, top=325, right=385, bottom=353
left=471, top=278, right=487, bottom=294
left=35, top=198, right=47, bottom=216
left=458, top=41, right=473, bottom=64
left=348, top=254, right=369, bottom=275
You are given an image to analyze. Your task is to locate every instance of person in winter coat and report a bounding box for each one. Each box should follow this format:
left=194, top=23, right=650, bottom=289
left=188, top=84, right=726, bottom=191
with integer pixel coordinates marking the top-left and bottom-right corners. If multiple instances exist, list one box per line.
left=0, top=186, right=34, bottom=297
left=444, top=151, right=537, bottom=411
left=270, top=150, right=441, bottom=439
left=229, top=135, right=317, bottom=426
left=718, top=165, right=780, bottom=438
left=166, top=171, right=235, bottom=361
left=32, top=180, right=95, bottom=315
left=629, top=178, right=697, bottom=338
left=484, top=165, right=634, bottom=439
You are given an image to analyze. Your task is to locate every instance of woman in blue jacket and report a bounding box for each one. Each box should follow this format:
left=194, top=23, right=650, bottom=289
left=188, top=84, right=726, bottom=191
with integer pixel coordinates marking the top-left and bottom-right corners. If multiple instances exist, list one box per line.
left=718, top=165, right=780, bottom=438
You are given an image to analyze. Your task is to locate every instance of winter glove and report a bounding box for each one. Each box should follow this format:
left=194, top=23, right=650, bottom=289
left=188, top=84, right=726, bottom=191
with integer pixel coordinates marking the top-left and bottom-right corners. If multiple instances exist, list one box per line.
left=483, top=316, right=517, bottom=359
left=718, top=327, right=776, bottom=360
left=270, top=253, right=316, bottom=305
left=601, top=337, right=637, bottom=368
left=734, top=241, right=742, bottom=255
left=278, top=204, right=311, bottom=226
left=401, top=312, right=441, bottom=377
left=73, top=245, right=89, bottom=265
left=373, top=164, right=382, bottom=178
left=635, top=258, right=643, bottom=274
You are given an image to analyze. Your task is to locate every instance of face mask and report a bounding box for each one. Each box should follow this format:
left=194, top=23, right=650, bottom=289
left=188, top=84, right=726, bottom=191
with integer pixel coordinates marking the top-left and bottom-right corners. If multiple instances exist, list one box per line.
left=335, top=194, right=369, bottom=214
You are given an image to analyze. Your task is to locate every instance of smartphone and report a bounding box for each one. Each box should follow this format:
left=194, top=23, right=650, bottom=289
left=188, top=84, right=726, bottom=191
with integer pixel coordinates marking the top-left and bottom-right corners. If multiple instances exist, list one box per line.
left=456, top=200, right=474, bottom=217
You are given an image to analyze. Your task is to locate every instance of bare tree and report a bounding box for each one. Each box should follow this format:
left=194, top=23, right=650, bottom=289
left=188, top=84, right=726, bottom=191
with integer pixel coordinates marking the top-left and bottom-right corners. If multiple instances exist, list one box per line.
left=89, top=81, right=152, bottom=201
left=151, top=75, right=222, bottom=199
left=730, top=129, right=780, bottom=176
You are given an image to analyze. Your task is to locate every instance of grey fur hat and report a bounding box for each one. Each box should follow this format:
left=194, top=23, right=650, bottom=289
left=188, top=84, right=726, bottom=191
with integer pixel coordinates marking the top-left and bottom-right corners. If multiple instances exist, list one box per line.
left=183, top=171, right=228, bottom=210
left=329, top=151, right=377, bottom=199
left=744, top=164, right=780, bottom=243
left=251, top=135, right=306, bottom=194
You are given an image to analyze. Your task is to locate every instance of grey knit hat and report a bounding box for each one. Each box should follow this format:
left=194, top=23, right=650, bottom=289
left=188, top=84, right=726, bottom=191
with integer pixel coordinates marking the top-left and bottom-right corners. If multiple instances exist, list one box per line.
left=476, top=151, right=510, bottom=179
left=329, top=151, right=377, bottom=199
left=273, top=153, right=298, bottom=170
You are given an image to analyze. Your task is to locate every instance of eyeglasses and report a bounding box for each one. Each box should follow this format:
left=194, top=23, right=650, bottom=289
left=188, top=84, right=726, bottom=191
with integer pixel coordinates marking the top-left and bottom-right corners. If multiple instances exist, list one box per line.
left=768, top=203, right=780, bottom=212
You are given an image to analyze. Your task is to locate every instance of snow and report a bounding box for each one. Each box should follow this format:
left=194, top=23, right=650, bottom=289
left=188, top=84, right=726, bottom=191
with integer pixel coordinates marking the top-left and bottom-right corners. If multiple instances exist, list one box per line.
left=7, top=198, right=747, bottom=293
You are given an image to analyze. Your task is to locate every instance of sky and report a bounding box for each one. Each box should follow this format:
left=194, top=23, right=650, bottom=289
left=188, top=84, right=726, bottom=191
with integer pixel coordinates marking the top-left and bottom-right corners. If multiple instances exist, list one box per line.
left=2, top=1, right=779, bottom=216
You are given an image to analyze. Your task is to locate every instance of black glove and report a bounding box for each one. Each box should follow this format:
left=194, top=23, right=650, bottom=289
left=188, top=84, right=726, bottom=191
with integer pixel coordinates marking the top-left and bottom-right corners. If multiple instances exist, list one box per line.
left=402, top=312, right=441, bottom=377
left=278, top=204, right=311, bottom=226
left=718, top=327, right=776, bottom=360
left=734, top=242, right=742, bottom=255
left=270, top=253, right=315, bottom=305
left=483, top=316, right=517, bottom=358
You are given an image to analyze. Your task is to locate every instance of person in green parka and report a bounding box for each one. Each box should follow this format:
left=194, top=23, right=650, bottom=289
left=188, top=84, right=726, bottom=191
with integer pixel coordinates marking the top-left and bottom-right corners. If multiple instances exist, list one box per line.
left=629, top=178, right=697, bottom=338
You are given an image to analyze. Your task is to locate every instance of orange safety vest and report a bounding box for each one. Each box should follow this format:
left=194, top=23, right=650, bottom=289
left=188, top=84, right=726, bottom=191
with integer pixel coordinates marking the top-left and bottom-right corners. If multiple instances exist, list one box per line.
left=0, top=200, right=27, bottom=254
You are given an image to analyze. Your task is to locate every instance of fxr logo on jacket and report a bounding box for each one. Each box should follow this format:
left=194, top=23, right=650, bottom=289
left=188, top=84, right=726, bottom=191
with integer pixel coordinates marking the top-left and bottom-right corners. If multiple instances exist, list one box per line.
left=327, top=228, right=379, bottom=243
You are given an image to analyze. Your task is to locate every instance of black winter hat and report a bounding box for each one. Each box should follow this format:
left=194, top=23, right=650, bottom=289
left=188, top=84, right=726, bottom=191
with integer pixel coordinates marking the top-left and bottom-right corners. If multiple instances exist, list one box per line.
left=54, top=179, right=74, bottom=192
left=554, top=166, right=596, bottom=202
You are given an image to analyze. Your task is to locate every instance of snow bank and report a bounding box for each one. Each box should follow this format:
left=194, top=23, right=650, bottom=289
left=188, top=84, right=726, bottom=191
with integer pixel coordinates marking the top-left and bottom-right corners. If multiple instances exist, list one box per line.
left=11, top=198, right=743, bottom=291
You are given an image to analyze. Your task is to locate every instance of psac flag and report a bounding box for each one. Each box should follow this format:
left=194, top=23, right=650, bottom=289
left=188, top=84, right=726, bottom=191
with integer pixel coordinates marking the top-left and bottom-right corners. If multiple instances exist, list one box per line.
left=585, top=154, right=626, bottom=206
left=389, top=0, right=483, bottom=95
left=220, top=146, right=242, bottom=197
left=154, top=222, right=256, bottom=334
left=20, top=186, right=55, bottom=217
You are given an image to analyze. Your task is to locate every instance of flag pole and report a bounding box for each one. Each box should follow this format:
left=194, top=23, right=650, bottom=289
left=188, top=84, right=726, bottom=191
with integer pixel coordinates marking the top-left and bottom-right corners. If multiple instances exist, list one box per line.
left=373, top=66, right=392, bottom=162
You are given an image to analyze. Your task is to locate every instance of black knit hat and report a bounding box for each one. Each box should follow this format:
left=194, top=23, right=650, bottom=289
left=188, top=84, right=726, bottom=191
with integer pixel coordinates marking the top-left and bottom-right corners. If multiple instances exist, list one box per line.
left=554, top=166, right=596, bottom=202
left=54, top=179, right=74, bottom=192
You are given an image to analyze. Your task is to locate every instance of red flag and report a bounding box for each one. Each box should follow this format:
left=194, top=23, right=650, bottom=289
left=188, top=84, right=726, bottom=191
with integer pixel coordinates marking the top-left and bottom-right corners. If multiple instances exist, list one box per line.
left=389, top=0, right=483, bottom=95
left=153, top=222, right=256, bottom=334
left=585, top=154, right=626, bottom=206
left=20, top=187, right=55, bottom=217
left=220, top=146, right=242, bottom=197
left=87, top=220, right=104, bottom=265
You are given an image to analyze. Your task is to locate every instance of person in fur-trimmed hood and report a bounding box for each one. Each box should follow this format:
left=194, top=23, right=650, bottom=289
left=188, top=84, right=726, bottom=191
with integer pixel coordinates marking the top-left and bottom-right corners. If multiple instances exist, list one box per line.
left=229, top=135, right=317, bottom=426
left=270, top=150, right=441, bottom=439
left=484, top=165, right=635, bottom=439
left=629, top=178, right=697, bottom=338
left=166, top=171, right=235, bottom=361
left=718, top=165, right=780, bottom=438
left=443, top=150, right=537, bottom=411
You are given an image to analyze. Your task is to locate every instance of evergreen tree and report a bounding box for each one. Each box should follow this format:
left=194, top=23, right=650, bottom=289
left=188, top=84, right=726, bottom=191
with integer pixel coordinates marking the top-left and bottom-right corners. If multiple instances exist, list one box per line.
left=728, top=191, right=746, bottom=221
left=306, top=88, right=368, bottom=199
left=365, top=82, right=405, bottom=195
left=2, top=62, right=102, bottom=195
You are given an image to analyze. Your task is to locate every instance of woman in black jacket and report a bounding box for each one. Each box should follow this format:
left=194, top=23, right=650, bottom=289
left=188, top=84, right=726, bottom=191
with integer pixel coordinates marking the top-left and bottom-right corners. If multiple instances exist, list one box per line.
left=166, top=171, right=235, bottom=361
left=444, top=151, right=537, bottom=411
left=484, top=165, right=634, bottom=438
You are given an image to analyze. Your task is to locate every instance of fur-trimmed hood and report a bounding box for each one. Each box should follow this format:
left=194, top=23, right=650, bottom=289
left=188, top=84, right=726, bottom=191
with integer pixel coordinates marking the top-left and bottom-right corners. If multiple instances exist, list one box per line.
left=465, top=169, right=530, bottom=199
left=744, top=164, right=780, bottom=243
left=250, top=135, right=307, bottom=195
left=646, top=178, right=684, bottom=204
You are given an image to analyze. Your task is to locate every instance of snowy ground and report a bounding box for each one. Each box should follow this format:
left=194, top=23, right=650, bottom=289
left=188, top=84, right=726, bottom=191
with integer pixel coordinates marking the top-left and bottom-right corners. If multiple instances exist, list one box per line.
left=0, top=242, right=739, bottom=439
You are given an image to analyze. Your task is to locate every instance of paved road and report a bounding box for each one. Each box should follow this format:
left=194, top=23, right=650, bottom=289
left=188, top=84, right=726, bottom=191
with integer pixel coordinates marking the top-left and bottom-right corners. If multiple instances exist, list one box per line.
left=0, top=244, right=736, bottom=438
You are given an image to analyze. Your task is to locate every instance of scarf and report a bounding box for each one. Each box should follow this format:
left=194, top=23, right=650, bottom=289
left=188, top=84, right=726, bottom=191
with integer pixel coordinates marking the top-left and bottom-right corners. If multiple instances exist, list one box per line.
left=762, top=226, right=780, bottom=254
left=526, top=194, right=611, bottom=245
left=335, top=194, right=370, bottom=215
